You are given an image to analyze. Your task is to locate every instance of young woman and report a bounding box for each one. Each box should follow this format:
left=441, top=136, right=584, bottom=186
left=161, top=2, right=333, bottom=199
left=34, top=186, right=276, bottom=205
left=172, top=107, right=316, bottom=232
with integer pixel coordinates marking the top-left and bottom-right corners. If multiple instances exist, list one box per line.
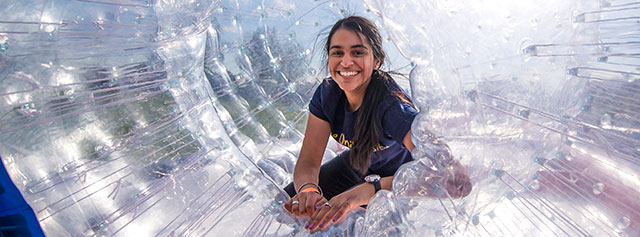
left=283, top=16, right=471, bottom=231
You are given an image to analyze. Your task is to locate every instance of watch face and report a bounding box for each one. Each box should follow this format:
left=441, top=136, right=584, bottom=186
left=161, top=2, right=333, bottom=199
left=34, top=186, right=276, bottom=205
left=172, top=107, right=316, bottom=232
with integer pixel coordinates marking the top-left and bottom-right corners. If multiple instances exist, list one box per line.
left=365, top=174, right=380, bottom=182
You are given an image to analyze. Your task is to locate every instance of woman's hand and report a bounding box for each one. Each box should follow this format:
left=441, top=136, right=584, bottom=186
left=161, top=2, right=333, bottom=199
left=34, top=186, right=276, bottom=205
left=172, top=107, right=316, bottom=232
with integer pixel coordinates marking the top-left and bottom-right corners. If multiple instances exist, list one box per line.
left=284, top=191, right=326, bottom=217
left=305, top=183, right=373, bottom=231
left=444, top=160, right=472, bottom=198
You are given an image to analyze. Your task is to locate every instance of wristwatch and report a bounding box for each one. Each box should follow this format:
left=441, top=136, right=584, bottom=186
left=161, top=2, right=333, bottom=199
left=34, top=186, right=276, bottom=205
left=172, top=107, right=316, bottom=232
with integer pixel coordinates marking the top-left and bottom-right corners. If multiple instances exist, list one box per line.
left=364, top=174, right=381, bottom=194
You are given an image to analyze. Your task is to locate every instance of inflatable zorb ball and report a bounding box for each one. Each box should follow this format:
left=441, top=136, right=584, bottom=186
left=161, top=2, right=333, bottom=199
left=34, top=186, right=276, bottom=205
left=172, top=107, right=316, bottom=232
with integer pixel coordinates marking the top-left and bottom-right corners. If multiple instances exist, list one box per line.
left=1, top=0, right=639, bottom=236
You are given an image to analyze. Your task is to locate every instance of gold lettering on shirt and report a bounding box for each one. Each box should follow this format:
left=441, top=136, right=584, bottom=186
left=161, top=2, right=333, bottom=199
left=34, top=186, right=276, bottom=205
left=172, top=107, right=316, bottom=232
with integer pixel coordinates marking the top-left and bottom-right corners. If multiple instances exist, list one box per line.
left=373, top=144, right=389, bottom=152
left=332, top=133, right=389, bottom=151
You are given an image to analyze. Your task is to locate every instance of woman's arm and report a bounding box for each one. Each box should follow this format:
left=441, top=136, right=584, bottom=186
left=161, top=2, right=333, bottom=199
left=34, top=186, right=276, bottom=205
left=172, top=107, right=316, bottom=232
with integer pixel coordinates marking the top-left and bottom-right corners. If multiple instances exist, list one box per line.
left=403, top=129, right=415, bottom=152
left=305, top=130, right=416, bottom=230
left=406, top=130, right=471, bottom=198
left=306, top=130, right=472, bottom=231
left=284, top=112, right=331, bottom=217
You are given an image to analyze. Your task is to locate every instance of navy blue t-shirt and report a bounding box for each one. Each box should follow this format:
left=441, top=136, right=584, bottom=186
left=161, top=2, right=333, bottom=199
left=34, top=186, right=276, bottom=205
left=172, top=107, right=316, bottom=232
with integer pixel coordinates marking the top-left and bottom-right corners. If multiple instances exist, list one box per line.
left=309, top=78, right=418, bottom=177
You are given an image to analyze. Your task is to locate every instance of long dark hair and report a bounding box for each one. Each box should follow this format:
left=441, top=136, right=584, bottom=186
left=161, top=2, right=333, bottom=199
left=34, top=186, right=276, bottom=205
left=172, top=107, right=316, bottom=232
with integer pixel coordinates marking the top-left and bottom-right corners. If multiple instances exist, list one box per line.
left=325, top=16, right=414, bottom=175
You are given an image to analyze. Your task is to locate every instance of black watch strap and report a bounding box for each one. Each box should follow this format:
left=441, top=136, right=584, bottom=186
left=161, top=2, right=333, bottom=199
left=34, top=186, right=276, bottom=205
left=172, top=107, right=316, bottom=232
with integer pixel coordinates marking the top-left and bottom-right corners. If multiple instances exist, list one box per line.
left=372, top=179, right=381, bottom=193
left=365, top=174, right=381, bottom=194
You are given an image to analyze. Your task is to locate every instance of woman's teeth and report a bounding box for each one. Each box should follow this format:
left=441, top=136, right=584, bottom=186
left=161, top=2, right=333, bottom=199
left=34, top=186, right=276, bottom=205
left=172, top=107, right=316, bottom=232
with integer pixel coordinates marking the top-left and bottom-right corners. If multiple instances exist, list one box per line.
left=340, top=71, right=358, bottom=76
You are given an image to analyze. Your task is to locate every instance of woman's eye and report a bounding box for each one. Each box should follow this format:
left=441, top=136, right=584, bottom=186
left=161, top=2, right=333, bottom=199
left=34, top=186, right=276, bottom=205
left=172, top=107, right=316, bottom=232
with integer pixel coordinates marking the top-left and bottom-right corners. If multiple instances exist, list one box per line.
left=331, top=51, right=343, bottom=56
left=353, top=51, right=365, bottom=56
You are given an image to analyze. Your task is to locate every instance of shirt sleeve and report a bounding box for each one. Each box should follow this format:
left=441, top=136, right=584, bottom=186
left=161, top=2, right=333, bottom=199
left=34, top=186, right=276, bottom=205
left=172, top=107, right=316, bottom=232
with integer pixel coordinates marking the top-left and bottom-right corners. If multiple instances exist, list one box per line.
left=381, top=98, right=418, bottom=145
left=309, top=81, right=329, bottom=122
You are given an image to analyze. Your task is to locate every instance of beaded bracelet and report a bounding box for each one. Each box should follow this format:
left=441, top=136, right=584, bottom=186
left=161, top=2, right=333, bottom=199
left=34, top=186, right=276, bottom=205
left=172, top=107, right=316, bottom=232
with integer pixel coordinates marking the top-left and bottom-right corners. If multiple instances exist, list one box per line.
left=296, top=182, right=323, bottom=197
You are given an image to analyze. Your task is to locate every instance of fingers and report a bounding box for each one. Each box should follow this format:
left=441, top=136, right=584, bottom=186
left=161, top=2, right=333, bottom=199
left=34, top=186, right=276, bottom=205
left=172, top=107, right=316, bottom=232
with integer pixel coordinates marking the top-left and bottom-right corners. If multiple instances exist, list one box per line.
left=284, top=196, right=304, bottom=216
left=306, top=202, right=333, bottom=231
left=445, top=170, right=472, bottom=198
left=298, top=195, right=312, bottom=216
left=461, top=178, right=472, bottom=197
left=287, top=198, right=303, bottom=216
left=284, top=199, right=292, bottom=213
left=331, top=202, right=348, bottom=223
left=305, top=196, right=316, bottom=217
left=284, top=192, right=324, bottom=217
left=446, top=176, right=461, bottom=198
left=294, top=198, right=304, bottom=216
left=306, top=200, right=353, bottom=231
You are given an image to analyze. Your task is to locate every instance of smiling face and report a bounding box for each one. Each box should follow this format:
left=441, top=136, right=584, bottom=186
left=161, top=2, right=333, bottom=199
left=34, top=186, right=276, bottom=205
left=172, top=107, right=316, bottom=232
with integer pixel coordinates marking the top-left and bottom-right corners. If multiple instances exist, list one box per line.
left=328, top=28, right=379, bottom=97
